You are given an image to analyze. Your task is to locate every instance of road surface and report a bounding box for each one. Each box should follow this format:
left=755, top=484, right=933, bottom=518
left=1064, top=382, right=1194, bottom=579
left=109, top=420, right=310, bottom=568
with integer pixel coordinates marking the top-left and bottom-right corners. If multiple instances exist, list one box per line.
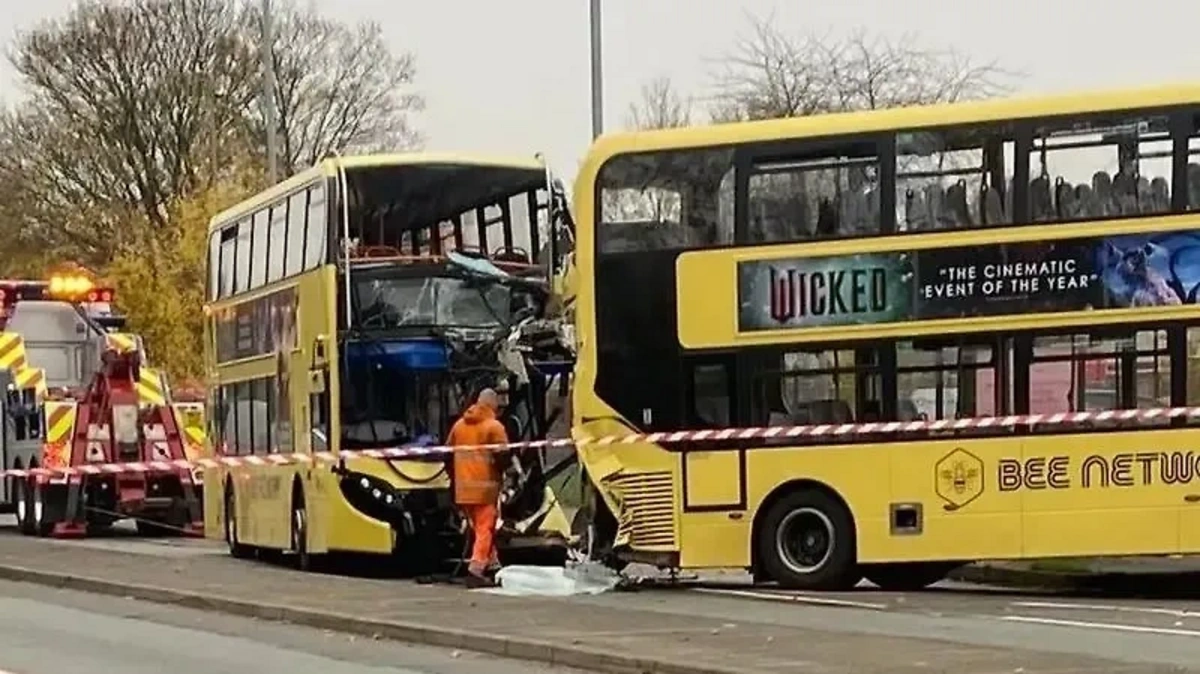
left=1, top=522, right=1198, bottom=671
left=0, top=579, right=588, bottom=674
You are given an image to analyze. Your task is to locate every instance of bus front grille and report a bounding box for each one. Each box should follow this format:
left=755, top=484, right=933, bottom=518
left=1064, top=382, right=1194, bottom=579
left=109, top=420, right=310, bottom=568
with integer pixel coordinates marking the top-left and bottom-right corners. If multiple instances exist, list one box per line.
left=605, top=470, right=677, bottom=550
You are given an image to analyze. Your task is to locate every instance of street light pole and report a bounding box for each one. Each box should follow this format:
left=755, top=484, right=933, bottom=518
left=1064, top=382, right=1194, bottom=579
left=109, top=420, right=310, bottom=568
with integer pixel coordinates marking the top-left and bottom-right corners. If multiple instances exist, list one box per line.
left=589, top=0, right=603, bottom=139
left=262, top=0, right=279, bottom=183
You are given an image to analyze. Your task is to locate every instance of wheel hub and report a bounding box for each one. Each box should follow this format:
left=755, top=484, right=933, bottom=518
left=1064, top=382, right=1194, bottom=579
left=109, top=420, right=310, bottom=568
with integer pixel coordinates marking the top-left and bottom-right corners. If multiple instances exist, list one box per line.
left=776, top=507, right=835, bottom=574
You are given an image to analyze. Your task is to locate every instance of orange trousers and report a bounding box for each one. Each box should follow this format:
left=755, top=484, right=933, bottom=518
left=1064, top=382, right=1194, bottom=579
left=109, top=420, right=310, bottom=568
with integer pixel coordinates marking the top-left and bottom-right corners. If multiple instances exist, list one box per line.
left=461, top=502, right=498, bottom=575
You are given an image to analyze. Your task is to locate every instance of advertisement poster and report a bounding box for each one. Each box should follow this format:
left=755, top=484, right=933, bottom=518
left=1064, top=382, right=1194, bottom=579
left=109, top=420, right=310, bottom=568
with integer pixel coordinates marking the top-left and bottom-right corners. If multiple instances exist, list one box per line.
left=214, top=286, right=299, bottom=362
left=737, top=230, right=1200, bottom=331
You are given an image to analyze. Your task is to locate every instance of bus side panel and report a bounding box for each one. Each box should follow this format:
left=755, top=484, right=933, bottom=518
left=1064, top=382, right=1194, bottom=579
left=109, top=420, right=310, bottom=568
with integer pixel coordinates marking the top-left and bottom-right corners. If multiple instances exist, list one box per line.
left=300, top=266, right=336, bottom=554
left=1020, top=429, right=1185, bottom=557
left=880, top=435, right=1022, bottom=563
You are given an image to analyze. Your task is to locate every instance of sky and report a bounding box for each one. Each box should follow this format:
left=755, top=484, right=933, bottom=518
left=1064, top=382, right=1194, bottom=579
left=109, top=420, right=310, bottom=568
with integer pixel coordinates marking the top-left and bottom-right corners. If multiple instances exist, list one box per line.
left=3, top=0, right=1200, bottom=183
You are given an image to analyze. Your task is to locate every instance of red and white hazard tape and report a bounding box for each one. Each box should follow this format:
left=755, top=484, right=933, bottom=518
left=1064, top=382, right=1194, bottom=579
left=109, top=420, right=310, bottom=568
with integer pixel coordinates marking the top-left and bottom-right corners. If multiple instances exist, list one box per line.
left=4, top=405, right=1200, bottom=479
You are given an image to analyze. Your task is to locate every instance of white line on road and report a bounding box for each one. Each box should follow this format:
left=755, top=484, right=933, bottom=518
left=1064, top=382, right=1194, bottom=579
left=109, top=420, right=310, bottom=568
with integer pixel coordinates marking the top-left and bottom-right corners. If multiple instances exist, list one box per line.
left=1011, top=601, right=1200, bottom=619
left=1002, top=615, right=1200, bottom=637
left=692, top=587, right=889, bottom=610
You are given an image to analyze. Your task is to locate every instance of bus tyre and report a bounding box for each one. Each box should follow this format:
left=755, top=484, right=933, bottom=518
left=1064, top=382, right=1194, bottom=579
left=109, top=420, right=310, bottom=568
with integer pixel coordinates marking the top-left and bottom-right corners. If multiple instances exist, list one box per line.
left=224, top=486, right=251, bottom=559
left=862, top=562, right=958, bottom=591
left=291, top=493, right=312, bottom=572
left=758, top=489, right=858, bottom=591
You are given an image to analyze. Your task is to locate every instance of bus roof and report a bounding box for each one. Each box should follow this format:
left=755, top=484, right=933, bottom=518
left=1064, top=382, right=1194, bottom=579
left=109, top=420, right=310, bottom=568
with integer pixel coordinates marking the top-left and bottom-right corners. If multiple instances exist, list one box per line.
left=580, top=82, right=1200, bottom=177
left=208, top=152, right=547, bottom=232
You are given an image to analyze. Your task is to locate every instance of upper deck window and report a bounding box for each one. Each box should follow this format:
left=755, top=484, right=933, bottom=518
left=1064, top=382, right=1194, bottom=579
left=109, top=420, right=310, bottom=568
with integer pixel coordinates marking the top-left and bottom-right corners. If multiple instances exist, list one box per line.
left=1029, top=114, right=1173, bottom=222
left=747, top=142, right=881, bottom=242
left=896, top=128, right=1015, bottom=231
left=597, top=148, right=734, bottom=254
left=1186, top=113, right=1200, bottom=211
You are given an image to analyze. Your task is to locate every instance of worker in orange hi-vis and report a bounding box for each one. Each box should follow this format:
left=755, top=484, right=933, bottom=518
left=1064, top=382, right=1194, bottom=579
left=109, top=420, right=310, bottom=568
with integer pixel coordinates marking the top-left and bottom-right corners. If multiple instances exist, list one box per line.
left=448, top=388, right=509, bottom=588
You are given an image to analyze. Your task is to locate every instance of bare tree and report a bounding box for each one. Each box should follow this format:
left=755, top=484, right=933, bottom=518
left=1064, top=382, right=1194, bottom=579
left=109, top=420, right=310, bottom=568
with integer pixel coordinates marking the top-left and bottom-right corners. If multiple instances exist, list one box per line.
left=711, top=15, right=1013, bottom=121
left=0, top=0, right=424, bottom=266
left=625, top=76, right=692, bottom=131
left=250, top=2, right=424, bottom=175
left=5, top=0, right=257, bottom=236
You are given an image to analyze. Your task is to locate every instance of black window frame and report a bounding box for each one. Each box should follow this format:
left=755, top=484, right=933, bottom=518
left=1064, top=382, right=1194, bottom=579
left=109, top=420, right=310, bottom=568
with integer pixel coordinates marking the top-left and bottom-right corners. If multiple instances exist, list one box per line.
left=592, top=104, right=1200, bottom=257
left=676, top=321, right=1194, bottom=441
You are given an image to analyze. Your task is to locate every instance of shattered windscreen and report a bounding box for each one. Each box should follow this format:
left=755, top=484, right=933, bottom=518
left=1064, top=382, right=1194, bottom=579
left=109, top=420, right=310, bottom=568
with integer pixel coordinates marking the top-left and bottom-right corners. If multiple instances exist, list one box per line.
left=355, top=276, right=511, bottom=329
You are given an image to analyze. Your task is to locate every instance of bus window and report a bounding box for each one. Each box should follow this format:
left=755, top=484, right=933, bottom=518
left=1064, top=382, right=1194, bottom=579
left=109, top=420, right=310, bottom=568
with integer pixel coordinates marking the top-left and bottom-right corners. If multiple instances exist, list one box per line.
left=896, top=341, right=997, bottom=420
left=267, top=202, right=287, bottom=283
left=234, top=219, right=252, bottom=293
left=1187, top=113, right=1200, bottom=211
left=207, top=232, right=221, bottom=300
left=895, top=128, right=1015, bottom=231
left=596, top=148, right=734, bottom=253
left=218, top=226, right=237, bottom=298
left=249, top=210, right=269, bottom=288
left=747, top=143, right=881, bottom=242
left=1028, top=114, right=1173, bottom=223
left=1028, top=330, right=1170, bottom=421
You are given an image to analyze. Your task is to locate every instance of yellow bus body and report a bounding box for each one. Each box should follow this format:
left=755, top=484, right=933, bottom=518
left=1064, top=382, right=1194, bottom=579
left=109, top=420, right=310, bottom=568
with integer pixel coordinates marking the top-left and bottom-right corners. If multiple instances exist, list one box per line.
left=203, top=152, right=571, bottom=562
left=572, top=83, right=1200, bottom=584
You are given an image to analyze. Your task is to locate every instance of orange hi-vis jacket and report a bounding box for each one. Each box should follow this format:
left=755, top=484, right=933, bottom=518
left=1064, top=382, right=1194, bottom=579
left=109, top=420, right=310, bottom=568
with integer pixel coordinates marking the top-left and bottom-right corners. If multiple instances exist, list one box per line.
left=448, top=404, right=509, bottom=505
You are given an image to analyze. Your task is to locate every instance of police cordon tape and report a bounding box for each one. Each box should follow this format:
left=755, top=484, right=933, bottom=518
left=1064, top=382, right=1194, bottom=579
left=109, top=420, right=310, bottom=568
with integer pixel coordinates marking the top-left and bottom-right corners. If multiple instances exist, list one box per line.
left=4, top=404, right=1200, bottom=479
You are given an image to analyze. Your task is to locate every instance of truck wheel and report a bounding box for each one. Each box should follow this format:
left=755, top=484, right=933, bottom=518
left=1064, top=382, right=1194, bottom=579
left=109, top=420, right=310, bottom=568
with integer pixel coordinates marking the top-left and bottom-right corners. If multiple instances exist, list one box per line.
left=33, top=482, right=57, bottom=537
left=757, top=488, right=859, bottom=590
left=225, top=485, right=251, bottom=559
left=15, top=479, right=33, bottom=536
left=863, top=562, right=959, bottom=591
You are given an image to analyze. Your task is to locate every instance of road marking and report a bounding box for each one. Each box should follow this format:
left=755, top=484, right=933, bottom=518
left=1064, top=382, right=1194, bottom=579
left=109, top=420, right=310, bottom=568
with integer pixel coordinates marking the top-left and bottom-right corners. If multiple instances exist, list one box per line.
left=1002, top=615, right=1200, bottom=637
left=692, top=587, right=888, bottom=610
left=1011, top=601, right=1200, bottom=619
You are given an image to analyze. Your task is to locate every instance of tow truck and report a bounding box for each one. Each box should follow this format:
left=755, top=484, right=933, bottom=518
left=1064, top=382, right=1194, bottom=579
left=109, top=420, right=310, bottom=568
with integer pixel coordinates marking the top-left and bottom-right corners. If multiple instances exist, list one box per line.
left=0, top=268, right=207, bottom=537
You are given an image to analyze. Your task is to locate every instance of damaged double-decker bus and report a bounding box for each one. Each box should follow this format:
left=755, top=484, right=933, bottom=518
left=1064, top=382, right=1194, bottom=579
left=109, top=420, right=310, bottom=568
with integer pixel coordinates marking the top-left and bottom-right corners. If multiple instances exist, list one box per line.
left=203, top=153, right=577, bottom=573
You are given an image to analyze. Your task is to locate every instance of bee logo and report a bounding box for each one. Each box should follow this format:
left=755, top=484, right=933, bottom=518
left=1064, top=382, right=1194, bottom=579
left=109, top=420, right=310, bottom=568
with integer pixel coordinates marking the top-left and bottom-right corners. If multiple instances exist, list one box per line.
left=935, top=448, right=984, bottom=509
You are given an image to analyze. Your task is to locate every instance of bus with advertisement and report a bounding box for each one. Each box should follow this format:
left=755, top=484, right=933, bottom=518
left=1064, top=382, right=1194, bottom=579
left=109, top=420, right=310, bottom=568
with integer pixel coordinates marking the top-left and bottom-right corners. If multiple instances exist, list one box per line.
left=202, top=152, right=578, bottom=572
left=570, top=83, right=1200, bottom=590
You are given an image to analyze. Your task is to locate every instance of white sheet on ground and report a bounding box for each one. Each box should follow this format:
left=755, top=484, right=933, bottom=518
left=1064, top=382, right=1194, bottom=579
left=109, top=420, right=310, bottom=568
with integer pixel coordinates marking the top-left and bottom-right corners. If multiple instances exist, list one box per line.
left=484, top=562, right=621, bottom=596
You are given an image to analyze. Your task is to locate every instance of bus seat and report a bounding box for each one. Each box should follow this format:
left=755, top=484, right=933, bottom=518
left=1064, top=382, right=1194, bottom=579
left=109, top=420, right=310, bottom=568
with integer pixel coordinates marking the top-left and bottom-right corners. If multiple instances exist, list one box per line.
left=1111, top=170, right=1137, bottom=214
left=1073, top=184, right=1097, bottom=219
left=1150, top=176, right=1171, bottom=213
left=1054, top=178, right=1077, bottom=218
left=945, top=180, right=971, bottom=227
left=904, top=188, right=930, bottom=231
left=1029, top=175, right=1052, bottom=221
left=1092, top=171, right=1114, bottom=216
left=980, top=184, right=1005, bottom=225
left=807, top=399, right=853, bottom=424
left=924, top=184, right=948, bottom=229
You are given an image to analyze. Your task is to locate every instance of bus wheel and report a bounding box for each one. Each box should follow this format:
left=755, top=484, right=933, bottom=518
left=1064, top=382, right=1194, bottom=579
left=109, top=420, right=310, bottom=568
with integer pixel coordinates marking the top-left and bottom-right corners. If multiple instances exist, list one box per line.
left=863, top=562, right=959, bottom=591
left=759, top=489, right=858, bottom=590
left=291, top=491, right=313, bottom=572
left=224, top=485, right=251, bottom=559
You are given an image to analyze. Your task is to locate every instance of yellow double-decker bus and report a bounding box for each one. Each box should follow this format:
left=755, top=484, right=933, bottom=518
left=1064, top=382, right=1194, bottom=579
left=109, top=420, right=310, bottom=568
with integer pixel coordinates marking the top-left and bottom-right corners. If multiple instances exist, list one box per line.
left=203, top=153, right=576, bottom=572
left=571, top=84, right=1200, bottom=590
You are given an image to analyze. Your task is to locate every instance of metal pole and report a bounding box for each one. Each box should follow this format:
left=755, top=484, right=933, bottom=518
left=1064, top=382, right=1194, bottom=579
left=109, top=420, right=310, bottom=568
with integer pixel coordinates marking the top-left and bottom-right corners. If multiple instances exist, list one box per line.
left=589, top=0, right=603, bottom=139
left=262, top=0, right=279, bottom=183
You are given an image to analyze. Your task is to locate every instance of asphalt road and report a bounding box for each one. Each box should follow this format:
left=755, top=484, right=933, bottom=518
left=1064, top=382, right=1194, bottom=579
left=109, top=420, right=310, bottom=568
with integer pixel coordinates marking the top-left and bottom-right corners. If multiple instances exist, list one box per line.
left=0, top=579, right=589, bottom=674
left=3, top=516, right=1200, bottom=671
